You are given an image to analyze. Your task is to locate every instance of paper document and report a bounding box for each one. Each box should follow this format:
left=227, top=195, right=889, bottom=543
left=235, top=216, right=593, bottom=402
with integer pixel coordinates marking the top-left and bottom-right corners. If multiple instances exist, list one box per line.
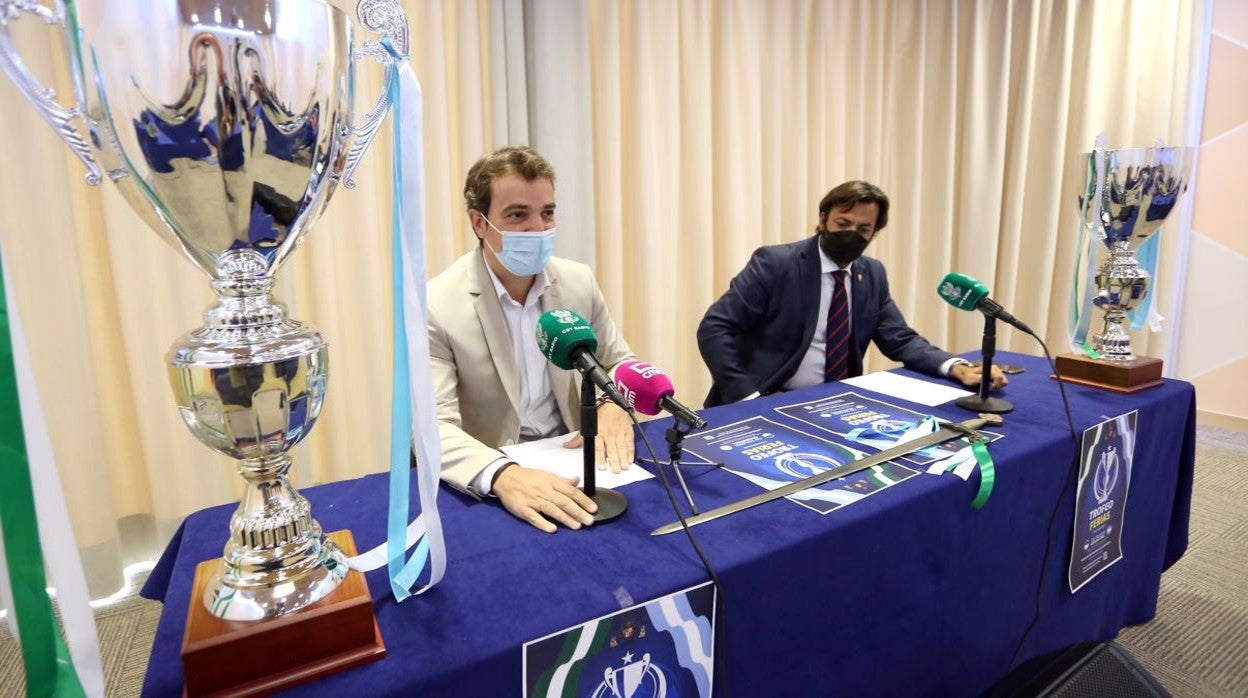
left=841, top=371, right=973, bottom=407
left=501, top=434, right=654, bottom=488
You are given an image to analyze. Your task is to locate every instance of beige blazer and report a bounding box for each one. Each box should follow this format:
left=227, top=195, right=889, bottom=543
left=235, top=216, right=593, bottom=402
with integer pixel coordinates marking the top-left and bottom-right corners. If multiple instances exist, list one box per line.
left=428, top=251, right=634, bottom=495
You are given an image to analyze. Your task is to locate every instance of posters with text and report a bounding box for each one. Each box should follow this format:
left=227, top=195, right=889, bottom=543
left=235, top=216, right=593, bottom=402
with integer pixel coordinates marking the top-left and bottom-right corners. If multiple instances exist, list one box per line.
left=1068, top=410, right=1138, bottom=593
left=774, top=391, right=1002, bottom=466
left=678, top=416, right=919, bottom=514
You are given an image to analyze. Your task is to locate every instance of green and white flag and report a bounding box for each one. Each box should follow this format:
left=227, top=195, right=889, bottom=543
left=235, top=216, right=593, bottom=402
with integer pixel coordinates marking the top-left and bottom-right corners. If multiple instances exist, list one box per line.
left=532, top=618, right=611, bottom=696
left=0, top=246, right=103, bottom=697
left=525, top=582, right=717, bottom=698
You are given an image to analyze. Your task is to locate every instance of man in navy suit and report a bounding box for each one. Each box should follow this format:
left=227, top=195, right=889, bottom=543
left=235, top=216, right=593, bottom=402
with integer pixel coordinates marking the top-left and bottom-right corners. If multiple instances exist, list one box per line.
left=697, top=180, right=1006, bottom=407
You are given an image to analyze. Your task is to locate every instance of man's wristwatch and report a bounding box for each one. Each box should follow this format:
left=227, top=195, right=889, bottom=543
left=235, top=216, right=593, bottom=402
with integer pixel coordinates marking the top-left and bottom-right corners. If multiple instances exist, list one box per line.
left=489, top=461, right=518, bottom=493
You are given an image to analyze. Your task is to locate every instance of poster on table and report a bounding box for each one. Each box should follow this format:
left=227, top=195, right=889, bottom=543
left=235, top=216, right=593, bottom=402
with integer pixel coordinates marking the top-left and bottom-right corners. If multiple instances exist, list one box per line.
left=677, top=416, right=918, bottom=514
left=523, top=581, right=716, bottom=698
left=774, top=391, right=1003, bottom=466
left=1068, top=410, right=1138, bottom=593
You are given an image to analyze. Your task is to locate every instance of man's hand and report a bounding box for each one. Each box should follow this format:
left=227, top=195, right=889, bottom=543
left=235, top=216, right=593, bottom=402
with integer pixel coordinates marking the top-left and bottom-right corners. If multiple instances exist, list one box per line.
left=950, top=362, right=1008, bottom=391
left=492, top=465, right=597, bottom=533
left=561, top=404, right=636, bottom=473
left=596, top=403, right=636, bottom=472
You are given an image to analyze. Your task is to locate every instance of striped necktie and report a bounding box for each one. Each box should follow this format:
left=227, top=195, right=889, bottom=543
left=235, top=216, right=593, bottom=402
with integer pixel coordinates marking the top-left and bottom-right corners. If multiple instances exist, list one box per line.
left=824, top=269, right=849, bottom=382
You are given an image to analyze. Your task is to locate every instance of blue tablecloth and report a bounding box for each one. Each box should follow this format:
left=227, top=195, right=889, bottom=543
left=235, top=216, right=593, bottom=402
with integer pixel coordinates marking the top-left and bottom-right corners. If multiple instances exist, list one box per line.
left=140, top=351, right=1195, bottom=696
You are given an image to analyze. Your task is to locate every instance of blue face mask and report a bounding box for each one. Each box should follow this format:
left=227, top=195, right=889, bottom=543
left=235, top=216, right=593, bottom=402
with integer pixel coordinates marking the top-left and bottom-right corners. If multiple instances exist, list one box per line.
left=481, top=216, right=556, bottom=276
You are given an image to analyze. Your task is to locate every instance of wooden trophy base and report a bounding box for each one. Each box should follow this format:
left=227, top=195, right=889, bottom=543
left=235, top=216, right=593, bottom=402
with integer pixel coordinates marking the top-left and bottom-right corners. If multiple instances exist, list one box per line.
left=182, top=530, right=384, bottom=697
left=1052, top=352, right=1164, bottom=393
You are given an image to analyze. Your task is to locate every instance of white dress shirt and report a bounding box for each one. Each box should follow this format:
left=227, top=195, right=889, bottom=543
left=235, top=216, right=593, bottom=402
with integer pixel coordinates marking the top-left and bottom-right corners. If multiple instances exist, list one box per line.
left=782, top=249, right=854, bottom=390
left=741, top=248, right=962, bottom=400
left=469, top=263, right=565, bottom=495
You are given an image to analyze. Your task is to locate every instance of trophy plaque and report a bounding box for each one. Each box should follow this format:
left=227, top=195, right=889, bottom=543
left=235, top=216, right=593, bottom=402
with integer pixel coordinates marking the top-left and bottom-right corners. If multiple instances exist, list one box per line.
left=1056, top=144, right=1193, bottom=393
left=1, top=0, right=411, bottom=692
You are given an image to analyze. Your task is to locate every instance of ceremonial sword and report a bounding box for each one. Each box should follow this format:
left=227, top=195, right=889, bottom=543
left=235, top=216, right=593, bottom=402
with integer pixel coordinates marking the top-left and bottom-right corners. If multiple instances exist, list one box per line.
left=650, top=413, right=1003, bottom=536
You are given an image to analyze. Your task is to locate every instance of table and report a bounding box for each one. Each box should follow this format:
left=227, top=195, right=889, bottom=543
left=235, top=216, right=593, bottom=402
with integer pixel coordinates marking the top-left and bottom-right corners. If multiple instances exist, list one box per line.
left=140, top=351, right=1195, bottom=696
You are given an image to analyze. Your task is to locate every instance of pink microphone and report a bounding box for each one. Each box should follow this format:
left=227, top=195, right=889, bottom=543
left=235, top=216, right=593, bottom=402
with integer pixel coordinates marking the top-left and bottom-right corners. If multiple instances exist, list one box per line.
left=615, top=360, right=707, bottom=428
left=616, top=360, right=673, bottom=415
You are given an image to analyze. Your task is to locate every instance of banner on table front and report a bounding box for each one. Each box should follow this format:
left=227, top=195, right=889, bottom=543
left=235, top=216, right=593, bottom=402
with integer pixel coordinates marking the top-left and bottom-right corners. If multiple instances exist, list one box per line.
left=524, top=582, right=716, bottom=698
left=1069, top=410, right=1138, bottom=593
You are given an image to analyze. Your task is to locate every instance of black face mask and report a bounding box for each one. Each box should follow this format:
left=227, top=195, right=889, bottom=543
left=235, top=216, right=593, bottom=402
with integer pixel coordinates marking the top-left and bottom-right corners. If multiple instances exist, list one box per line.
left=818, top=229, right=871, bottom=267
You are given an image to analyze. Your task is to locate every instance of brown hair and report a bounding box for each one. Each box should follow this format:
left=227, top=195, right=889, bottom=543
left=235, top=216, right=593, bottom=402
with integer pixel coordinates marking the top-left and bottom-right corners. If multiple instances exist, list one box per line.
left=817, top=180, right=889, bottom=231
left=463, top=145, right=556, bottom=216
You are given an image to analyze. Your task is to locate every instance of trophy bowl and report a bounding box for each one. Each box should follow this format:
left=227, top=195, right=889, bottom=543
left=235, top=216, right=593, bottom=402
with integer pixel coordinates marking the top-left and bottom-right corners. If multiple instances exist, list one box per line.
left=1080, top=145, right=1193, bottom=362
left=0, top=0, right=408, bottom=621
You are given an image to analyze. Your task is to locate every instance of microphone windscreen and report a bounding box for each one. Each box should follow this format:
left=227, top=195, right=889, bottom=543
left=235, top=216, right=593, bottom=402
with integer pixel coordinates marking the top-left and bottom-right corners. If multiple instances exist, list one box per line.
left=536, top=309, right=598, bottom=370
left=937, top=272, right=990, bottom=311
left=614, top=360, right=675, bottom=416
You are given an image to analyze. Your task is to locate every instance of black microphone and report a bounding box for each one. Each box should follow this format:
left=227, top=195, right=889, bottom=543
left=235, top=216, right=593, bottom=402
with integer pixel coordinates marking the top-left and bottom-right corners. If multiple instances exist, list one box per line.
left=936, top=272, right=1034, bottom=335
left=536, top=309, right=631, bottom=412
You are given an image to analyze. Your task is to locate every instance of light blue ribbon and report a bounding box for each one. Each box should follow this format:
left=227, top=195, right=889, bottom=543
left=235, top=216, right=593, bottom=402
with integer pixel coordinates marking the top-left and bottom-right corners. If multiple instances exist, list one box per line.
left=382, top=39, right=415, bottom=601
left=1129, top=234, right=1160, bottom=331
left=379, top=36, right=443, bottom=602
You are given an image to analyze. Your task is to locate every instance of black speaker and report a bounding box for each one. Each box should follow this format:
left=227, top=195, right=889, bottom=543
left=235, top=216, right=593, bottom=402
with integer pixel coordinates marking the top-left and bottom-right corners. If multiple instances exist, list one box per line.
left=984, top=642, right=1169, bottom=697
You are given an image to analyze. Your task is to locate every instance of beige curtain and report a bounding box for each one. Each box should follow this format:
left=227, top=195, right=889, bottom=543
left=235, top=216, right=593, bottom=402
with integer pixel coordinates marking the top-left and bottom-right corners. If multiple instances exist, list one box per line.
left=0, top=0, right=1204, bottom=598
left=582, top=0, right=1202, bottom=403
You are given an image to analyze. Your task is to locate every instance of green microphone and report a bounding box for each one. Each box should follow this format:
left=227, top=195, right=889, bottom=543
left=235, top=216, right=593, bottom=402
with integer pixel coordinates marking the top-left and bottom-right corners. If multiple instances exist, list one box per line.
left=536, top=309, right=630, bottom=410
left=937, top=272, right=1033, bottom=334
left=937, top=272, right=990, bottom=310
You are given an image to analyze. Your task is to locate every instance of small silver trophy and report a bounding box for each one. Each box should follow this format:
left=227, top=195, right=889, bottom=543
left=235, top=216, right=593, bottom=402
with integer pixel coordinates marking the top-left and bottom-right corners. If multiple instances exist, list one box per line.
left=1058, top=142, right=1193, bottom=392
left=0, top=0, right=407, bottom=621
left=1082, top=144, right=1193, bottom=360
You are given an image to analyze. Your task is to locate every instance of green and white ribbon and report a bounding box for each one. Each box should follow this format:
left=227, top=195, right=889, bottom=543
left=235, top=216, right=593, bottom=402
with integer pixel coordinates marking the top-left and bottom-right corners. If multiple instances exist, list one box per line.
left=1069, top=133, right=1108, bottom=358
left=0, top=246, right=102, bottom=696
left=967, top=441, right=995, bottom=510
left=928, top=437, right=996, bottom=509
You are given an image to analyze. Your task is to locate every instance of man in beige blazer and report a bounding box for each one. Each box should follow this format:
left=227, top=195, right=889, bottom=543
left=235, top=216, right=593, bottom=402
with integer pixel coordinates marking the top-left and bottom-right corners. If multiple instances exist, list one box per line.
left=429, top=146, right=636, bottom=533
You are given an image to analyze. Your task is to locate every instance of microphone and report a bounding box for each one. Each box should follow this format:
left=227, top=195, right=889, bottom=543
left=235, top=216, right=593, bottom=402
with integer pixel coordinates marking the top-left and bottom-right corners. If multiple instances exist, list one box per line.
left=936, top=272, right=1034, bottom=335
left=536, top=309, right=631, bottom=411
left=615, top=360, right=708, bottom=429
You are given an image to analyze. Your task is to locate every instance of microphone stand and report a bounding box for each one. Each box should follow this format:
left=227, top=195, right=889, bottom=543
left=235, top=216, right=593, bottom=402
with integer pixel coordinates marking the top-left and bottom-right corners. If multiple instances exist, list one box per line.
left=665, top=422, right=701, bottom=515
left=581, top=377, right=628, bottom=522
left=956, top=314, right=1014, bottom=414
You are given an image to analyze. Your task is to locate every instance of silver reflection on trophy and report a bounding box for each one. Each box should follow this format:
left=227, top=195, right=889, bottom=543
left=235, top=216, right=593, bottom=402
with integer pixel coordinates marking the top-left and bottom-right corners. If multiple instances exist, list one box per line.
left=1080, top=145, right=1193, bottom=362
left=0, top=0, right=408, bottom=620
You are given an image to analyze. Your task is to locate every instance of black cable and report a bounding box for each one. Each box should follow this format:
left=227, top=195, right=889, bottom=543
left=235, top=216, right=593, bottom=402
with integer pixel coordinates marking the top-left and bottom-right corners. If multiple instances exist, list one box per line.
left=629, top=411, right=728, bottom=696
left=1005, top=333, right=1082, bottom=670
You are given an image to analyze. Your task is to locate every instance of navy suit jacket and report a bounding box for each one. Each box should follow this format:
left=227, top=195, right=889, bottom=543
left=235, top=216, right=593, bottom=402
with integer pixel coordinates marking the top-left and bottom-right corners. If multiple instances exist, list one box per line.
left=697, top=235, right=954, bottom=407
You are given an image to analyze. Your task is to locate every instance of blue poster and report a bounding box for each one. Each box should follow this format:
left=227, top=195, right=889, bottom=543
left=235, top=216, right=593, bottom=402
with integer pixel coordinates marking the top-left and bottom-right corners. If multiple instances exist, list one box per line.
left=1068, top=410, right=1137, bottom=593
left=774, top=391, right=1001, bottom=466
left=524, top=581, right=716, bottom=698
left=678, top=416, right=918, bottom=515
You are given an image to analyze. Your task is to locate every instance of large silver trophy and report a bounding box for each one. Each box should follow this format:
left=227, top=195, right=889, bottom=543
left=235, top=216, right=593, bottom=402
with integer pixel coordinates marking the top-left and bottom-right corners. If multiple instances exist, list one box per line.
left=1059, top=144, right=1193, bottom=391
left=0, top=0, right=406, bottom=622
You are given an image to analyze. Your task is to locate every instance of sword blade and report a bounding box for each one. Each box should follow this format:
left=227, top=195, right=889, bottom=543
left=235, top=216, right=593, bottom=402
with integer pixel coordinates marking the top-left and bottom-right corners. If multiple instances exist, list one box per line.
left=650, top=416, right=989, bottom=536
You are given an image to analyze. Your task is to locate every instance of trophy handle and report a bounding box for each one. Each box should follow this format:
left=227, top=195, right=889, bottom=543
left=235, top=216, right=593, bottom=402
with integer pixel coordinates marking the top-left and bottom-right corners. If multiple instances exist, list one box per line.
left=339, top=0, right=410, bottom=189
left=0, top=0, right=101, bottom=185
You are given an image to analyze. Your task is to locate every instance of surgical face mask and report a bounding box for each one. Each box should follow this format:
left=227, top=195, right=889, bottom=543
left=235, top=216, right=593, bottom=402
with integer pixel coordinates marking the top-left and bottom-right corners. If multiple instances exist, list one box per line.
left=818, top=228, right=872, bottom=267
left=479, top=216, right=556, bottom=276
